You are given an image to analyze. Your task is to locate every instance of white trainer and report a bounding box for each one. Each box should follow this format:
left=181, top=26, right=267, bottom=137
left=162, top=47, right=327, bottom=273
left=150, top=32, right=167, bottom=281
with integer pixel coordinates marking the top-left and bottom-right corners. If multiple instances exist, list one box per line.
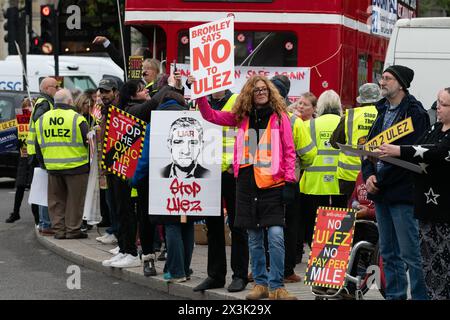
left=109, top=246, right=120, bottom=255
left=96, top=234, right=108, bottom=242
left=100, top=233, right=118, bottom=245
left=111, top=254, right=141, bottom=268
left=102, top=252, right=125, bottom=267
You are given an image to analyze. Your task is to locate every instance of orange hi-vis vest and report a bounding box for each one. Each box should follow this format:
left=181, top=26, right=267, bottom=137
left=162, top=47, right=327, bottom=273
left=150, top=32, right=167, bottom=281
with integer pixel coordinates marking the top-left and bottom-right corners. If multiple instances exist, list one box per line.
left=240, top=119, right=285, bottom=189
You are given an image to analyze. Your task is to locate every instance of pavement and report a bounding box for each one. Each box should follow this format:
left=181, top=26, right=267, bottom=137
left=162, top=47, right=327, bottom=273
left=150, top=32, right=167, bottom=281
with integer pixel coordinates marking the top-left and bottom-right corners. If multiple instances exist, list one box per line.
left=36, top=226, right=384, bottom=300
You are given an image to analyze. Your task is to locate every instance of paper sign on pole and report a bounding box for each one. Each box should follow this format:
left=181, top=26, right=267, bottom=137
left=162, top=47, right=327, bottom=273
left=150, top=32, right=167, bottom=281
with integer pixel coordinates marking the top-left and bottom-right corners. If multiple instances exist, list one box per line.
left=304, top=207, right=356, bottom=289
left=101, top=106, right=146, bottom=179
left=364, top=117, right=414, bottom=151
left=189, top=17, right=234, bottom=99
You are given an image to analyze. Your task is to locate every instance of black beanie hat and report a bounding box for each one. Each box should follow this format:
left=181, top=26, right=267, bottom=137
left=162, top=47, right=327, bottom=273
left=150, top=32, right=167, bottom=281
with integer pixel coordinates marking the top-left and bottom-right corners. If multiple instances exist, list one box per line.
left=383, top=65, right=414, bottom=90
left=271, top=75, right=291, bottom=98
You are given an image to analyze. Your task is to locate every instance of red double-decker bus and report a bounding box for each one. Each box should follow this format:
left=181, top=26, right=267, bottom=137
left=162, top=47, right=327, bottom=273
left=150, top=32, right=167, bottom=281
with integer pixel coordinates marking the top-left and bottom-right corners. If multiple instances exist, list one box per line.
left=124, top=0, right=410, bottom=105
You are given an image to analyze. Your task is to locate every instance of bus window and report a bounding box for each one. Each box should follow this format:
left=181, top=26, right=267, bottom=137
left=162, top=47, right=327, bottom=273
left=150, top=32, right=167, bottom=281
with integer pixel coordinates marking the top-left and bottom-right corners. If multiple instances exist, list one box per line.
left=373, top=60, right=384, bottom=84
left=357, top=54, right=368, bottom=90
left=178, top=31, right=191, bottom=64
left=236, top=31, right=297, bottom=67
left=177, top=30, right=297, bottom=67
left=132, top=26, right=167, bottom=63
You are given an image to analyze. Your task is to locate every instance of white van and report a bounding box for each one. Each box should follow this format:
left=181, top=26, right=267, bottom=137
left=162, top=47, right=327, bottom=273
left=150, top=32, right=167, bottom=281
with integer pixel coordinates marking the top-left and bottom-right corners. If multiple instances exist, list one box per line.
left=384, top=18, right=450, bottom=109
left=0, top=55, right=124, bottom=93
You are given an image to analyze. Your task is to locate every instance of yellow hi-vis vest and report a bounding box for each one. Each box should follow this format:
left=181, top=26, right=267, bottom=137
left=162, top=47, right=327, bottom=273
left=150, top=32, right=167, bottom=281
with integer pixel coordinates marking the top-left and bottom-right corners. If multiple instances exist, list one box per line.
left=27, top=97, right=53, bottom=155
left=300, top=114, right=341, bottom=195
left=221, top=93, right=238, bottom=172
left=288, top=113, right=317, bottom=169
left=240, top=119, right=285, bottom=189
left=145, top=81, right=158, bottom=97
left=337, top=105, right=378, bottom=181
left=35, top=108, right=88, bottom=170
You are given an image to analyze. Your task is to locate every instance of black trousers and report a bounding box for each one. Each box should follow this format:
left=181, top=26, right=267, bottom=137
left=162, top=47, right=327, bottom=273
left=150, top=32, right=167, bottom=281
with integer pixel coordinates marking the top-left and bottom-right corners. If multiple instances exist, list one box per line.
left=284, top=188, right=301, bottom=277
left=12, top=185, right=39, bottom=224
left=206, top=171, right=249, bottom=282
left=107, top=175, right=137, bottom=256
left=297, top=194, right=348, bottom=260
left=99, top=189, right=111, bottom=226
left=136, top=182, right=156, bottom=256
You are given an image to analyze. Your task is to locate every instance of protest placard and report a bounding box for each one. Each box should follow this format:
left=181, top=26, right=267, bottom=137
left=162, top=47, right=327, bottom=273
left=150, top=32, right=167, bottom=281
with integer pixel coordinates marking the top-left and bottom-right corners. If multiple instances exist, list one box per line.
left=16, top=113, right=30, bottom=157
left=189, top=17, right=234, bottom=99
left=0, top=119, right=18, bottom=153
left=128, top=56, right=143, bottom=80
left=149, top=111, right=222, bottom=216
left=304, top=207, right=356, bottom=289
left=101, top=106, right=146, bottom=179
left=174, top=63, right=310, bottom=103
left=364, top=117, right=414, bottom=151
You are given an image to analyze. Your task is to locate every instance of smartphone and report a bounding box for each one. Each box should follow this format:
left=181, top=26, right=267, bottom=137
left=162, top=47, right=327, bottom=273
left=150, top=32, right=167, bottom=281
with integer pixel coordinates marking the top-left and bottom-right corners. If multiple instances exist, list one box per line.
left=173, top=59, right=177, bottom=72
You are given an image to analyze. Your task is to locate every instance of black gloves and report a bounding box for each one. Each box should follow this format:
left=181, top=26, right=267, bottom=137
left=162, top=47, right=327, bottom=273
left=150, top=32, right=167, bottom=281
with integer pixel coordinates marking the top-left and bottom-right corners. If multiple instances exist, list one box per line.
left=282, top=182, right=298, bottom=205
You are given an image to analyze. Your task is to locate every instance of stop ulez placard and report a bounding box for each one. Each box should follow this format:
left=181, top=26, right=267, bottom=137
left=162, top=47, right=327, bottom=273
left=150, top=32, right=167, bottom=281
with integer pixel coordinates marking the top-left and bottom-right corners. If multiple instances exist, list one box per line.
left=101, top=106, right=146, bottom=179
left=304, top=207, right=356, bottom=289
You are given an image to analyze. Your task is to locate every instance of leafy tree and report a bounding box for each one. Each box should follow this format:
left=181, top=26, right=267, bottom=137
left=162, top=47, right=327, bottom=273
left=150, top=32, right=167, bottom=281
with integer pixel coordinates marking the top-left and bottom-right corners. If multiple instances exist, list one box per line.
left=419, top=0, right=450, bottom=16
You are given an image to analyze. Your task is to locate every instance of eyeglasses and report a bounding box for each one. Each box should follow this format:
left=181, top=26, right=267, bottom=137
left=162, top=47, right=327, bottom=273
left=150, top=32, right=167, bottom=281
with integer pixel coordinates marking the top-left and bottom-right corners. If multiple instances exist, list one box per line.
left=253, top=87, right=268, bottom=95
left=379, top=76, right=396, bottom=83
left=48, top=85, right=60, bottom=89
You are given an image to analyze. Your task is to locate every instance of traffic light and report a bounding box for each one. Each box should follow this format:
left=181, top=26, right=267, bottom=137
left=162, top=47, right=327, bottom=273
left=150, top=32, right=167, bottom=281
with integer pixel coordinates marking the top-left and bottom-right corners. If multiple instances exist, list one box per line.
left=3, top=6, right=19, bottom=54
left=31, top=34, right=42, bottom=54
left=40, top=4, right=55, bottom=54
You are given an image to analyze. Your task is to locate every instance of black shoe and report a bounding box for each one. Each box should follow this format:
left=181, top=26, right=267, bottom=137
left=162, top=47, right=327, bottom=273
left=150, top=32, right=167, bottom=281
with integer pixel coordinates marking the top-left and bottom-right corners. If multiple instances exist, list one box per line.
left=193, top=277, right=225, bottom=292
left=66, top=232, right=88, bottom=239
left=227, top=277, right=248, bottom=292
left=143, top=258, right=157, bottom=277
left=54, top=233, right=66, bottom=240
left=5, top=213, right=20, bottom=223
left=157, top=250, right=166, bottom=261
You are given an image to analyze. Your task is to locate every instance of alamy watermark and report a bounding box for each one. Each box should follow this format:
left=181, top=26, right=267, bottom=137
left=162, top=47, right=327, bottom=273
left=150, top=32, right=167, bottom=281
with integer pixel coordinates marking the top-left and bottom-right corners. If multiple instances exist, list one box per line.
left=66, top=265, right=81, bottom=290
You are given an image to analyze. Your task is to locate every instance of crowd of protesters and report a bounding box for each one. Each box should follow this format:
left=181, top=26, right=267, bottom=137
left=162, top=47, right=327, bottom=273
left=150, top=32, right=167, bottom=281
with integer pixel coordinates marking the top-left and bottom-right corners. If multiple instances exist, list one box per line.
left=5, top=50, right=450, bottom=300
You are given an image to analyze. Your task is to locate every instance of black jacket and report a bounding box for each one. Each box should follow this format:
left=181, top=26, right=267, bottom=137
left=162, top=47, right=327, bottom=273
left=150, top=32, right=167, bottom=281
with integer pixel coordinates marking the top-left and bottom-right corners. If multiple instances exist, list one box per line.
left=362, top=94, right=430, bottom=204
left=400, top=122, right=450, bottom=223
left=160, top=163, right=210, bottom=179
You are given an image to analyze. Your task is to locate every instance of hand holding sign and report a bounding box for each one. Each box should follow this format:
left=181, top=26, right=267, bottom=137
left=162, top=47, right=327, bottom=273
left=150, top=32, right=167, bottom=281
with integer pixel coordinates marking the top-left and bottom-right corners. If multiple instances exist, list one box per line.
left=378, top=143, right=401, bottom=157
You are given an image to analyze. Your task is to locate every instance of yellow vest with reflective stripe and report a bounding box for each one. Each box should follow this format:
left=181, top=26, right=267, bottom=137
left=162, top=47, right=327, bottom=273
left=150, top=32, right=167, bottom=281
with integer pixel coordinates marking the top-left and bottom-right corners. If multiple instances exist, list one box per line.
left=27, top=97, right=53, bottom=155
left=221, top=94, right=238, bottom=172
left=337, top=105, right=378, bottom=181
left=145, top=81, right=158, bottom=97
left=288, top=113, right=317, bottom=169
left=35, top=108, right=88, bottom=170
left=300, top=114, right=341, bottom=195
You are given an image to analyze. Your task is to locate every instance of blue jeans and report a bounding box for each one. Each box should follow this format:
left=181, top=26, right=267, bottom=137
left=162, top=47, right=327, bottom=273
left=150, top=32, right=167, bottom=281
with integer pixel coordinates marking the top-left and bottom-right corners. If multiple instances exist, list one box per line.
left=39, top=205, right=51, bottom=229
left=165, top=223, right=194, bottom=278
left=248, top=226, right=285, bottom=290
left=375, top=202, right=428, bottom=300
left=105, top=187, right=119, bottom=236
